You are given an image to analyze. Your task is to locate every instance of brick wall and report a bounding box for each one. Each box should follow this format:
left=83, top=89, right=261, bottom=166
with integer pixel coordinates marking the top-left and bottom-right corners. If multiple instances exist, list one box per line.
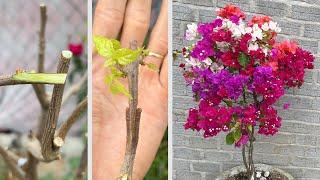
left=172, top=0, right=320, bottom=179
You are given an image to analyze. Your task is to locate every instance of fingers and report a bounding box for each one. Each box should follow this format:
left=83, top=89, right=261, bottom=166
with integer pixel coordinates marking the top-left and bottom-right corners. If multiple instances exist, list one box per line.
left=120, top=0, right=152, bottom=48
left=145, top=0, right=168, bottom=68
left=93, top=0, right=127, bottom=38
left=160, top=55, right=168, bottom=88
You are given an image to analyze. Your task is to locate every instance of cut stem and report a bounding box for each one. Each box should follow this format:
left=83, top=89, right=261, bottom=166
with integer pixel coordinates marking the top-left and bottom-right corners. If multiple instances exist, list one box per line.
left=0, top=73, right=67, bottom=86
left=120, top=41, right=142, bottom=180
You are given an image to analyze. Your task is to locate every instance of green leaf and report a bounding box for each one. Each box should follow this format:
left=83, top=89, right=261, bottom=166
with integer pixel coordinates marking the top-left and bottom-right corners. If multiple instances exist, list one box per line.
left=233, top=129, right=242, bottom=141
left=113, top=48, right=142, bottom=65
left=146, top=63, right=159, bottom=72
left=104, top=59, right=116, bottom=67
left=93, top=36, right=120, bottom=58
left=247, top=125, right=253, bottom=132
left=226, top=133, right=235, bottom=145
left=12, top=72, right=67, bottom=84
left=110, top=80, right=131, bottom=98
left=223, top=99, right=233, bottom=107
left=105, top=69, right=130, bottom=98
left=238, top=52, right=249, bottom=68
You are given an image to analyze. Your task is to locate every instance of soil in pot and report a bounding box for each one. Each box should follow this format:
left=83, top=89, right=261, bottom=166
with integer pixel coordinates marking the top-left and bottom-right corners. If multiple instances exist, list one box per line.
left=227, top=170, right=288, bottom=180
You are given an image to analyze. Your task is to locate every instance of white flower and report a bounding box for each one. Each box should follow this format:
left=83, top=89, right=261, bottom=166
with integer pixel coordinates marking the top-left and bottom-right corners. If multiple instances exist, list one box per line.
left=211, top=62, right=224, bottom=72
left=248, top=43, right=259, bottom=51
left=264, top=171, right=270, bottom=177
left=185, top=23, right=198, bottom=41
left=203, top=58, right=212, bottom=66
left=275, top=27, right=281, bottom=33
left=256, top=171, right=262, bottom=178
left=232, top=27, right=242, bottom=38
left=261, top=22, right=270, bottom=31
left=226, top=20, right=233, bottom=29
left=262, top=47, right=269, bottom=55
left=269, top=21, right=277, bottom=30
left=252, top=24, right=263, bottom=40
left=185, top=57, right=200, bottom=67
left=245, top=27, right=252, bottom=34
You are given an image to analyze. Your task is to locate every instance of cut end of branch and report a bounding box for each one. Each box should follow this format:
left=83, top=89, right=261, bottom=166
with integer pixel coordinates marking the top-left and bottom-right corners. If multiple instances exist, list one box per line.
left=40, top=3, right=46, bottom=7
left=62, top=50, right=73, bottom=59
left=53, top=137, right=64, bottom=148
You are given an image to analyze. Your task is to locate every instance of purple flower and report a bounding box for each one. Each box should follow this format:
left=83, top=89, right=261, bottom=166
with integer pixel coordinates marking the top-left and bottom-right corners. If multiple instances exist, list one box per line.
left=191, top=39, right=214, bottom=60
left=230, top=15, right=240, bottom=24
left=235, top=134, right=249, bottom=147
left=283, top=103, right=290, bottom=110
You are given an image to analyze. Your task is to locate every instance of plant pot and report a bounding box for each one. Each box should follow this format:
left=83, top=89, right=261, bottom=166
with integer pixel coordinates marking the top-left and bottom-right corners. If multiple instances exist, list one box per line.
left=215, top=164, right=294, bottom=180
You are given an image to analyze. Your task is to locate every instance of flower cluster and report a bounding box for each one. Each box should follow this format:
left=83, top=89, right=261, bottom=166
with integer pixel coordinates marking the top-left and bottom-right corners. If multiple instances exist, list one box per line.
left=180, top=4, right=314, bottom=147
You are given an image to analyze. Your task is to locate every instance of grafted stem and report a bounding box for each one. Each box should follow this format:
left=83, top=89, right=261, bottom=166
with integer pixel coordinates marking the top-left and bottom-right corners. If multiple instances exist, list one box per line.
left=119, top=41, right=142, bottom=180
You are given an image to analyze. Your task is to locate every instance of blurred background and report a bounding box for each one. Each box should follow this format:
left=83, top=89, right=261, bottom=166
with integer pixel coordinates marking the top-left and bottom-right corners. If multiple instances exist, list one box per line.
left=92, top=0, right=168, bottom=179
left=0, top=0, right=87, bottom=179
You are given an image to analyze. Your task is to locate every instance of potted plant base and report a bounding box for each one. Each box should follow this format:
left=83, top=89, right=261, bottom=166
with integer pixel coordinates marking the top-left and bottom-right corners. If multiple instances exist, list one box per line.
left=216, top=164, right=294, bottom=180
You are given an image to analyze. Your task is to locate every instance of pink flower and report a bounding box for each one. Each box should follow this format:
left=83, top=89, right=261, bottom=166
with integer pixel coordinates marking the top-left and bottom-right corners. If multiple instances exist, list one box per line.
left=283, top=103, right=290, bottom=110
left=235, top=134, right=249, bottom=147
left=68, top=43, right=83, bottom=56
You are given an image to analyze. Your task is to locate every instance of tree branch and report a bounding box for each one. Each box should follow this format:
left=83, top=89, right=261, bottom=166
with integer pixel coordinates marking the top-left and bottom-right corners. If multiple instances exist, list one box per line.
left=62, top=73, right=87, bottom=105
left=40, top=51, right=72, bottom=161
left=75, top=143, right=87, bottom=180
left=120, top=41, right=142, bottom=180
left=33, top=3, right=48, bottom=108
left=54, top=97, right=87, bottom=147
left=0, top=146, right=25, bottom=180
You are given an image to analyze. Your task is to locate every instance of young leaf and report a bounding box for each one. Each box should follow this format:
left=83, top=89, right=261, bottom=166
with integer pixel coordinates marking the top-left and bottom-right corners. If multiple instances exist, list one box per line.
left=233, top=129, right=242, bottom=141
left=113, top=48, right=142, bottom=65
left=104, top=59, right=116, bottom=67
left=223, top=99, right=233, bottom=107
left=146, top=63, right=159, bottom=72
left=226, top=132, right=235, bottom=145
left=107, top=78, right=131, bottom=98
left=93, top=36, right=120, bottom=58
left=111, top=81, right=130, bottom=97
left=238, top=52, right=249, bottom=68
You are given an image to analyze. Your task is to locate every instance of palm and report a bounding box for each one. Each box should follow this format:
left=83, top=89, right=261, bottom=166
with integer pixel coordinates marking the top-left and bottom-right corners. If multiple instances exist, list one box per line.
left=93, top=55, right=167, bottom=179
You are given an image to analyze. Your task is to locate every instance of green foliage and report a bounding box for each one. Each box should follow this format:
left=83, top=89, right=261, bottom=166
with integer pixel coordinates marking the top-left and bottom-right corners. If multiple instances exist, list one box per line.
left=226, top=132, right=235, bottom=145
left=238, top=52, right=249, bottom=68
left=233, top=129, right=242, bottom=141
left=94, top=36, right=149, bottom=97
left=145, top=129, right=168, bottom=180
left=40, top=156, right=84, bottom=180
left=146, top=63, right=159, bottom=72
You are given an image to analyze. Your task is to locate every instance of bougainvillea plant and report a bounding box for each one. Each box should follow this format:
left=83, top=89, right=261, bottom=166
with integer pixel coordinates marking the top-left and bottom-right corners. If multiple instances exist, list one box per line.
left=177, top=4, right=314, bottom=178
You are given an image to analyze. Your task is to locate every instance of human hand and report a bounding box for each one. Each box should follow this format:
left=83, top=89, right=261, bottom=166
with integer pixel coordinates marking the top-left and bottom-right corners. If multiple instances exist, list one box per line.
left=92, top=0, right=168, bottom=179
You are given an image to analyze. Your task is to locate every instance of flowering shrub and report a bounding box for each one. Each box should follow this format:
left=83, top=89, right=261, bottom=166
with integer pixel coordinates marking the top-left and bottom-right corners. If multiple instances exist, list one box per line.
left=180, top=4, right=314, bottom=147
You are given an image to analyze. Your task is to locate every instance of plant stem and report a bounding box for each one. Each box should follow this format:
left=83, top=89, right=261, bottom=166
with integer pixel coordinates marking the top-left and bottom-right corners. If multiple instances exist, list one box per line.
left=0, top=73, right=66, bottom=86
left=41, top=51, right=71, bottom=161
left=0, top=146, right=25, bottom=180
left=76, top=143, right=88, bottom=180
left=242, top=146, right=249, bottom=172
left=248, top=128, right=255, bottom=180
left=120, top=41, right=142, bottom=180
left=33, top=3, right=48, bottom=108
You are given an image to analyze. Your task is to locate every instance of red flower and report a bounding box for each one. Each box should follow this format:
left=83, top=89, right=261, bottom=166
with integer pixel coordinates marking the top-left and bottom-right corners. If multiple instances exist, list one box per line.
left=68, top=43, right=83, bottom=56
left=217, top=4, right=245, bottom=20
left=248, top=15, right=271, bottom=26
